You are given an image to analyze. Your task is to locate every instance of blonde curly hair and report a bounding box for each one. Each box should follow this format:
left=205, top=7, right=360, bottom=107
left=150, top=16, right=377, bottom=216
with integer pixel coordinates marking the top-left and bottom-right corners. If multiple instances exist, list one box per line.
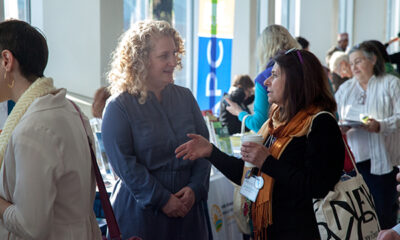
left=256, top=24, right=300, bottom=70
left=108, top=20, right=184, bottom=104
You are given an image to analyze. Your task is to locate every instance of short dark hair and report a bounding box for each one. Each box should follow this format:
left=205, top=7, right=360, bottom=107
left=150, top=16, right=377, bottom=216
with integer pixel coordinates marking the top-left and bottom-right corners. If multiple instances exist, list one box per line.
left=274, top=49, right=336, bottom=122
left=349, top=41, right=385, bottom=77
left=367, top=40, right=390, bottom=62
left=0, top=20, right=48, bottom=82
left=296, top=36, right=309, bottom=50
left=232, top=75, right=254, bottom=90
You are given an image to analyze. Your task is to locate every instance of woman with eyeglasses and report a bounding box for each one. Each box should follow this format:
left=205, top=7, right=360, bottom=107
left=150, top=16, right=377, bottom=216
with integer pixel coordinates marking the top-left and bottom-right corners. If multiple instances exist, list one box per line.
left=176, top=49, right=344, bottom=239
left=335, top=41, right=400, bottom=229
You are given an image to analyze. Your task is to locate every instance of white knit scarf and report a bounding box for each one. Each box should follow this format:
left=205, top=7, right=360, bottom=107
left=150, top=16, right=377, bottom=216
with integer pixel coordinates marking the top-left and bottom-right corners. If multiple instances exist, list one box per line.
left=0, top=77, right=56, bottom=168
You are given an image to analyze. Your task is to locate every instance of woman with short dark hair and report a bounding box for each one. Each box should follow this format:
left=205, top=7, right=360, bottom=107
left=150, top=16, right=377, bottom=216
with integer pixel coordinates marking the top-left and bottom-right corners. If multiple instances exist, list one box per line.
left=0, top=20, right=101, bottom=239
left=176, top=49, right=344, bottom=239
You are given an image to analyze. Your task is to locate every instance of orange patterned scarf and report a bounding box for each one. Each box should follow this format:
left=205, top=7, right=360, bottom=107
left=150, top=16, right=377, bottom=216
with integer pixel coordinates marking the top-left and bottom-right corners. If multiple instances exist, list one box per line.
left=252, top=104, right=321, bottom=239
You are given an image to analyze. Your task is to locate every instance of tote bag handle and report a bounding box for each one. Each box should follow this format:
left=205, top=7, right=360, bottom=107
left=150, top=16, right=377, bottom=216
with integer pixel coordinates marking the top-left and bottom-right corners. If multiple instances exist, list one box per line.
left=241, top=114, right=250, bottom=135
left=69, top=100, right=122, bottom=240
left=309, top=111, right=360, bottom=176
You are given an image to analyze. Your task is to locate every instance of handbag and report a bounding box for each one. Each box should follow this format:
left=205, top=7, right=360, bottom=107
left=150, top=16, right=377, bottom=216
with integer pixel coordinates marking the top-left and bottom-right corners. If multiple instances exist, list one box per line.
left=70, top=101, right=142, bottom=240
left=232, top=115, right=252, bottom=234
left=312, top=112, right=381, bottom=240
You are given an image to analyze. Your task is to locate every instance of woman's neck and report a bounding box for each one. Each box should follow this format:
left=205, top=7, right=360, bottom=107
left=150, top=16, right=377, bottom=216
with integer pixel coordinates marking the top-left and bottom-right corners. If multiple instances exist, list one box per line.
left=147, top=83, right=167, bottom=102
left=10, top=75, right=33, bottom=102
left=358, top=76, right=371, bottom=90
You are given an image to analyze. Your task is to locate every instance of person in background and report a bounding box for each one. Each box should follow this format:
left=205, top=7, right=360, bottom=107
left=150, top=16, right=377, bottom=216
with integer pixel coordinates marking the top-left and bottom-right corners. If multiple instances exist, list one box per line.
left=296, top=36, right=310, bottom=51
left=384, top=32, right=400, bottom=74
left=92, top=86, right=110, bottom=119
left=102, top=20, right=211, bottom=239
left=377, top=171, right=400, bottom=240
left=0, top=20, right=101, bottom=239
left=225, top=25, right=300, bottom=133
left=219, top=74, right=254, bottom=135
left=176, top=49, right=344, bottom=240
left=326, top=32, right=349, bottom=68
left=336, top=32, right=349, bottom=52
left=329, top=51, right=352, bottom=92
left=335, top=41, right=400, bottom=229
left=368, top=40, right=400, bottom=77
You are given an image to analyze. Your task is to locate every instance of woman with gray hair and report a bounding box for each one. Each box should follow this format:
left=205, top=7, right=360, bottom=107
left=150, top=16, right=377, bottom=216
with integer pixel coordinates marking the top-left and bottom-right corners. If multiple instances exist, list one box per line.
left=329, top=51, right=352, bottom=92
left=335, top=41, right=400, bottom=229
left=225, top=24, right=300, bottom=132
left=101, top=20, right=211, bottom=239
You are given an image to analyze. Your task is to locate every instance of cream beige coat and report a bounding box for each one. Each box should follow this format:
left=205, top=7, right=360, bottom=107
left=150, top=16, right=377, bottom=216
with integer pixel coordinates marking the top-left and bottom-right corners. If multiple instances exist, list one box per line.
left=0, top=89, right=101, bottom=239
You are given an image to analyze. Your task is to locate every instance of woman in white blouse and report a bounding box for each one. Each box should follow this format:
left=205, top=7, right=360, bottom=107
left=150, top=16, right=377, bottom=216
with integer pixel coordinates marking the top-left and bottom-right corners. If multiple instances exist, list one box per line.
left=335, top=41, right=400, bottom=229
left=0, top=20, right=101, bottom=239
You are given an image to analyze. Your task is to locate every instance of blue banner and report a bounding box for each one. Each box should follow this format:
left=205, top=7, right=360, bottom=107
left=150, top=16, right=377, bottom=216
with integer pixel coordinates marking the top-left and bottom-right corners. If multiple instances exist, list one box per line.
left=197, top=36, right=232, bottom=112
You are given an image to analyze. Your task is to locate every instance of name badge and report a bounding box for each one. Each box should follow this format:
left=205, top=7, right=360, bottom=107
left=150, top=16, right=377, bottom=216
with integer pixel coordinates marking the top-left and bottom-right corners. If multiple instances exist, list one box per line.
left=240, top=176, right=260, bottom=202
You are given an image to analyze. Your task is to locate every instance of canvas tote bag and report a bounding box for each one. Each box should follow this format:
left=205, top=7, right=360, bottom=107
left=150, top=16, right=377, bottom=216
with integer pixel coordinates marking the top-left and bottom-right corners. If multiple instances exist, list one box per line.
left=232, top=115, right=252, bottom=234
left=312, top=112, right=381, bottom=240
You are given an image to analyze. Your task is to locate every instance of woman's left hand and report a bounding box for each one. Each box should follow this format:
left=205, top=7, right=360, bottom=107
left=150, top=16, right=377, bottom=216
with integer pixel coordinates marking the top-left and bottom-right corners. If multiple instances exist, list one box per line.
left=241, top=142, right=271, bottom=169
left=363, top=118, right=380, bottom=133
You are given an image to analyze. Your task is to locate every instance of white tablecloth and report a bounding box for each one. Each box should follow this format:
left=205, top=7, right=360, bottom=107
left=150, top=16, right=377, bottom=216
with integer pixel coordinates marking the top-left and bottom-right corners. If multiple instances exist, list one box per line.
left=207, top=171, right=242, bottom=240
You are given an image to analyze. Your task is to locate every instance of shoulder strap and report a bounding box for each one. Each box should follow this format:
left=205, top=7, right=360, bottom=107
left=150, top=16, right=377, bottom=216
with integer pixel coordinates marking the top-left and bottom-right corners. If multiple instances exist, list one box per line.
left=307, top=111, right=335, bottom=137
left=307, top=110, right=360, bottom=175
left=69, top=100, right=122, bottom=240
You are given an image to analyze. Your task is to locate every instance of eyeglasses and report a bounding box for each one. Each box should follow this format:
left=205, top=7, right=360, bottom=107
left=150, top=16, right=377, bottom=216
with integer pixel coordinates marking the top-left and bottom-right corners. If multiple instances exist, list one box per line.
left=285, top=48, right=304, bottom=64
left=357, top=91, right=366, bottom=105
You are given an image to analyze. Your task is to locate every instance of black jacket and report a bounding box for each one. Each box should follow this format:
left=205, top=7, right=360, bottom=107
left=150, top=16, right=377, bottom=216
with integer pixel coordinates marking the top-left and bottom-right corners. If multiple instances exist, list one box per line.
left=208, top=113, right=344, bottom=240
left=219, top=88, right=254, bottom=134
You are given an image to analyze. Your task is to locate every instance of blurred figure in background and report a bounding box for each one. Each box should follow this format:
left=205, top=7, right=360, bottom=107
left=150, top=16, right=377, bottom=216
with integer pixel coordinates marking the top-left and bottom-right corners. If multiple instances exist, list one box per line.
left=336, top=32, right=349, bottom=51
left=92, top=86, right=110, bottom=119
left=377, top=172, right=400, bottom=240
left=329, top=51, right=352, bottom=92
left=220, top=74, right=254, bottom=135
left=296, top=36, right=310, bottom=51
left=368, top=40, right=400, bottom=77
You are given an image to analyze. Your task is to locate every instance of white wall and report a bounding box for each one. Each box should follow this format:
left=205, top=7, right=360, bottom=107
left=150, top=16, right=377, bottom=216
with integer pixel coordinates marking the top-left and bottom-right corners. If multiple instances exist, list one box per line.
left=231, top=0, right=258, bottom=79
left=352, top=0, right=387, bottom=45
left=298, top=0, right=338, bottom=64
left=31, top=0, right=123, bottom=98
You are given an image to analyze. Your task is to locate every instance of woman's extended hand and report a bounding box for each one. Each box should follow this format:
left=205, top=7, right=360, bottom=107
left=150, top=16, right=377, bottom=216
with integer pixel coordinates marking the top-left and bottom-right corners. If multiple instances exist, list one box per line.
left=241, top=142, right=271, bottom=169
left=175, top=134, right=213, bottom=160
left=225, top=97, right=242, bottom=116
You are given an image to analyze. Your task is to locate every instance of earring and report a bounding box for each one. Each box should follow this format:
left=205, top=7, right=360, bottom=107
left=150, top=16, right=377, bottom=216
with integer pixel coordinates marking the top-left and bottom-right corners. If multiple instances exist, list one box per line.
left=5, top=72, right=14, bottom=88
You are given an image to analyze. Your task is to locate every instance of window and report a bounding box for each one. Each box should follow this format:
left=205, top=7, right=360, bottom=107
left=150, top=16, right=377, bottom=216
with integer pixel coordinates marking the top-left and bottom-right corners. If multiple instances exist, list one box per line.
left=338, top=0, right=353, bottom=46
left=4, top=0, right=30, bottom=22
left=274, top=0, right=300, bottom=37
left=123, top=0, right=193, bottom=90
left=386, top=0, right=400, bottom=54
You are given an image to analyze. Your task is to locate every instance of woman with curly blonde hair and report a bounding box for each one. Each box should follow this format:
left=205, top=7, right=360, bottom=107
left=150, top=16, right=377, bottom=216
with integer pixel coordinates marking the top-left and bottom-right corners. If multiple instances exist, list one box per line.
left=225, top=25, right=300, bottom=133
left=102, top=20, right=211, bottom=239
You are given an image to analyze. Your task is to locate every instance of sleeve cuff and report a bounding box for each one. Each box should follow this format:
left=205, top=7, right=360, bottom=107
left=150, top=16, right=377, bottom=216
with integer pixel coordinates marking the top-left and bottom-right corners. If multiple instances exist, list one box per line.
left=393, top=223, right=400, bottom=235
